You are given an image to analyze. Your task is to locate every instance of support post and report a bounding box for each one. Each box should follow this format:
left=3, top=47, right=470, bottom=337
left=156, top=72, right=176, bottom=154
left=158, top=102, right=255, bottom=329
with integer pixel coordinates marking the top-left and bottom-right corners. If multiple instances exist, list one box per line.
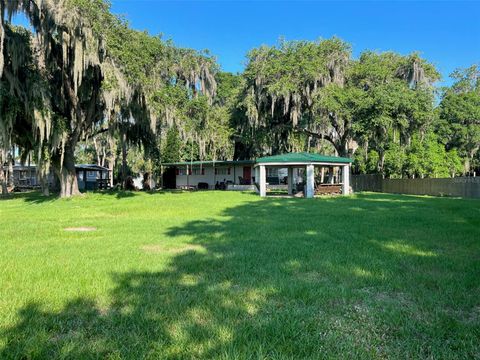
left=213, top=162, right=216, bottom=189
left=342, top=164, right=350, bottom=195
left=306, top=164, right=314, bottom=198
left=254, top=166, right=259, bottom=192
left=287, top=167, right=294, bottom=195
left=259, top=165, right=266, bottom=197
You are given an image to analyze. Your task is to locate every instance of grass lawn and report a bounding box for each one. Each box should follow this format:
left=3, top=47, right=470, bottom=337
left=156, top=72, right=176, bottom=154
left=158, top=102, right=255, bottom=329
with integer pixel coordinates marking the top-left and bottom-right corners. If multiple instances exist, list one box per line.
left=0, top=191, right=479, bottom=359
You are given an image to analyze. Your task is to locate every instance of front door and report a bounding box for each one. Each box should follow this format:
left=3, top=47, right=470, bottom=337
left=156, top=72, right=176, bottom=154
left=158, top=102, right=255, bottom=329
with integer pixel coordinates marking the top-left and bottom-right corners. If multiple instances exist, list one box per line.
left=243, top=166, right=252, bottom=184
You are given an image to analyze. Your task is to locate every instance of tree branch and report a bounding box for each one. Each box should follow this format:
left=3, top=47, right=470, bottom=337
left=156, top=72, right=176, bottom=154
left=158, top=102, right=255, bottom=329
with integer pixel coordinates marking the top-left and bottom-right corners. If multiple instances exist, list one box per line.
left=81, top=126, right=110, bottom=142
left=293, top=126, right=335, bottom=145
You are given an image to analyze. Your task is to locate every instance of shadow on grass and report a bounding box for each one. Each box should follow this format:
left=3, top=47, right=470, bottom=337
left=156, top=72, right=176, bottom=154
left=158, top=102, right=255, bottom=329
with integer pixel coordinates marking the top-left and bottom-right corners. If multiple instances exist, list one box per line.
left=95, top=189, right=140, bottom=199
left=2, top=190, right=255, bottom=207
left=0, top=191, right=58, bottom=204
left=2, top=189, right=167, bottom=203
left=1, top=194, right=479, bottom=358
left=95, top=189, right=223, bottom=199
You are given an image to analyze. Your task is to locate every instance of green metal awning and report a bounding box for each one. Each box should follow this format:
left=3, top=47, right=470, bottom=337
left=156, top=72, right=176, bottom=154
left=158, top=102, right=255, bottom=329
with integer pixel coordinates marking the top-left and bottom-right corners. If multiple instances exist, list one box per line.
left=255, top=152, right=353, bottom=164
left=162, top=153, right=351, bottom=167
left=162, top=160, right=255, bottom=167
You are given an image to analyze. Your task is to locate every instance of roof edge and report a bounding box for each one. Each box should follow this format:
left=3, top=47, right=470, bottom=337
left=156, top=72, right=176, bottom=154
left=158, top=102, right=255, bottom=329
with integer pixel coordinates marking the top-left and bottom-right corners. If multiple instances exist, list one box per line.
left=162, top=160, right=255, bottom=166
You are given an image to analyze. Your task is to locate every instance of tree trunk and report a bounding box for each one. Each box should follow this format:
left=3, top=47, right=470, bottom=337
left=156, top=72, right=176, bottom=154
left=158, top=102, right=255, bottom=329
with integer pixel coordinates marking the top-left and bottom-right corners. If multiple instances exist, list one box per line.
left=7, top=147, right=14, bottom=187
left=379, top=151, right=385, bottom=176
left=93, top=138, right=100, bottom=166
left=464, top=158, right=469, bottom=176
left=108, top=159, right=114, bottom=188
left=0, top=165, right=8, bottom=197
left=55, top=143, right=81, bottom=198
left=121, top=132, right=127, bottom=188
left=0, top=10, right=4, bottom=78
left=0, top=148, right=7, bottom=196
left=107, top=134, right=116, bottom=188
left=40, top=174, right=50, bottom=196
left=336, top=135, right=357, bottom=158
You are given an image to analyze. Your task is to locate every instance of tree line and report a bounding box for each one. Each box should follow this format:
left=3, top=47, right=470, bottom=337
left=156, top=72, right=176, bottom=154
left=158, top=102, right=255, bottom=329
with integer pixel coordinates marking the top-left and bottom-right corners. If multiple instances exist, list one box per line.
left=1, top=0, right=479, bottom=197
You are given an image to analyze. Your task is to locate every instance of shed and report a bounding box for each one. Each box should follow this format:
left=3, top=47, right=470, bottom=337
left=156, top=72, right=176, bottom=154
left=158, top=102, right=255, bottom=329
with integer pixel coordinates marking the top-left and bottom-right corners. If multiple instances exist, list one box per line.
left=75, top=164, right=110, bottom=191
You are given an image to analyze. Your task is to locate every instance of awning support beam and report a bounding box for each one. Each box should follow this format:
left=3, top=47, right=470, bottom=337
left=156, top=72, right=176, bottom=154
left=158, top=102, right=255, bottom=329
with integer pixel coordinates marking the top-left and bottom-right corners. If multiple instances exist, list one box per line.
left=259, top=165, right=266, bottom=197
left=287, top=167, right=294, bottom=195
left=342, top=164, right=350, bottom=195
left=306, top=164, right=315, bottom=198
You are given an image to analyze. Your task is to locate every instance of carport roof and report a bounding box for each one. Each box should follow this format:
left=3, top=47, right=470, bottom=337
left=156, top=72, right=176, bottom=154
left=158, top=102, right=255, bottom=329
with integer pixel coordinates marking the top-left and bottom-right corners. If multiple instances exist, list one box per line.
left=255, top=152, right=353, bottom=164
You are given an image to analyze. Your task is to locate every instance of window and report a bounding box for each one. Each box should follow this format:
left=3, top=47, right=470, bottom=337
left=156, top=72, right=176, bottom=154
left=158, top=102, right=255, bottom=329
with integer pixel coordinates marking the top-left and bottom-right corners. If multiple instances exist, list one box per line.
left=192, top=167, right=205, bottom=175
left=215, top=167, right=230, bottom=175
left=78, top=172, right=84, bottom=181
left=177, top=168, right=188, bottom=176
left=87, top=171, right=96, bottom=178
left=175, top=166, right=205, bottom=176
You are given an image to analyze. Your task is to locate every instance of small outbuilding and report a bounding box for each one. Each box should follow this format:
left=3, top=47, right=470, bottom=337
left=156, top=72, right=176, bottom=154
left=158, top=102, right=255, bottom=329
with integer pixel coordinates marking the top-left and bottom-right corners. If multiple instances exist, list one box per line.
left=75, top=164, right=111, bottom=191
left=254, top=152, right=353, bottom=198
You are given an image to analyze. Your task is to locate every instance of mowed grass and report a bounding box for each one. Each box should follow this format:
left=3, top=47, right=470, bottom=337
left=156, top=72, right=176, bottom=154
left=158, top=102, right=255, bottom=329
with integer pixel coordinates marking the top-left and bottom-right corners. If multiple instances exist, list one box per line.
left=0, top=191, right=479, bottom=359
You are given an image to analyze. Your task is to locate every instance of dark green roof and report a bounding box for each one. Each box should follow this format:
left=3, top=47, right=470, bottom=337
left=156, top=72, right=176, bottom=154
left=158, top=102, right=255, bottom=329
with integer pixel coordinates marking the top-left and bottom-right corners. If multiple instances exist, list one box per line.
left=162, top=153, right=351, bottom=167
left=256, top=152, right=352, bottom=164
left=75, top=164, right=109, bottom=171
left=162, top=160, right=254, bottom=167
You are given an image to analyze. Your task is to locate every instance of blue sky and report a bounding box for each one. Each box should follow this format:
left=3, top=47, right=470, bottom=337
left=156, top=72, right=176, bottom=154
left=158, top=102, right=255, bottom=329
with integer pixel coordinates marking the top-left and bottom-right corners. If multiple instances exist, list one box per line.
left=110, top=0, right=479, bottom=86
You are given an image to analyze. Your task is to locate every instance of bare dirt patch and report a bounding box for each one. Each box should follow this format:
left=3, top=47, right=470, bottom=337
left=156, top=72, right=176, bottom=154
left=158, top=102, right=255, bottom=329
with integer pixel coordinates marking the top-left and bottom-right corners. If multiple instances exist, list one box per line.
left=141, top=244, right=204, bottom=254
left=64, top=227, right=97, bottom=232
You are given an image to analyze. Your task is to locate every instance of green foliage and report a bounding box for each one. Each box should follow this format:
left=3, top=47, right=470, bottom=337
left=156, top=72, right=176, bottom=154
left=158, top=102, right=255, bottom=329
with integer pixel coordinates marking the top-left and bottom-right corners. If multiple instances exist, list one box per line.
left=180, top=140, right=200, bottom=162
left=350, top=52, right=438, bottom=164
left=439, top=65, right=480, bottom=171
left=354, top=131, right=464, bottom=179
left=215, top=72, right=244, bottom=107
left=242, top=37, right=351, bottom=155
left=404, top=133, right=463, bottom=178
left=127, top=146, right=154, bottom=175
left=162, top=126, right=181, bottom=164
left=68, top=0, right=114, bottom=36
left=240, top=37, right=443, bottom=164
left=384, top=143, right=407, bottom=178
left=74, top=144, right=96, bottom=164
left=354, top=148, right=380, bottom=174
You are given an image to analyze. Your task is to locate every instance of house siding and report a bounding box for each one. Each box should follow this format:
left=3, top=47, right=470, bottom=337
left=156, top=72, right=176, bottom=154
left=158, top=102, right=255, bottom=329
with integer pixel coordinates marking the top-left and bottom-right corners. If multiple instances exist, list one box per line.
left=175, top=165, right=252, bottom=189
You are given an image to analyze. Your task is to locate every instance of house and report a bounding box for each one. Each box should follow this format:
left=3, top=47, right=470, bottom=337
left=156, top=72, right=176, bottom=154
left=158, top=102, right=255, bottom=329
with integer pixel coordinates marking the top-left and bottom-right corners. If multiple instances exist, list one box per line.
left=162, top=152, right=353, bottom=197
left=162, top=160, right=256, bottom=190
left=11, top=163, right=42, bottom=187
left=8, top=163, right=55, bottom=189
